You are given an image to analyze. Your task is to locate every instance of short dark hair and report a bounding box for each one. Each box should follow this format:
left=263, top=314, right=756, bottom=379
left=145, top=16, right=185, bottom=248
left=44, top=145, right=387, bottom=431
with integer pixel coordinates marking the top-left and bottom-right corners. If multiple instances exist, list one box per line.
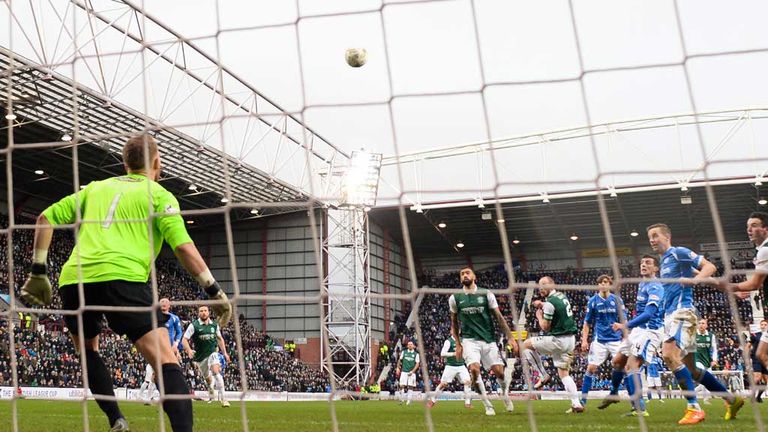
left=749, top=212, right=768, bottom=227
left=122, top=134, right=158, bottom=171
left=596, top=274, right=613, bottom=284
left=641, top=254, right=659, bottom=267
left=646, top=223, right=671, bottom=236
left=459, top=266, right=474, bottom=273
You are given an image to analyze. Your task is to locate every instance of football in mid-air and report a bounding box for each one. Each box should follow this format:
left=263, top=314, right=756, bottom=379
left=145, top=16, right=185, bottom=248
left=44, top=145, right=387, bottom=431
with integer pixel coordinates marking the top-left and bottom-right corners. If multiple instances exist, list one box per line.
left=345, top=48, right=367, bottom=67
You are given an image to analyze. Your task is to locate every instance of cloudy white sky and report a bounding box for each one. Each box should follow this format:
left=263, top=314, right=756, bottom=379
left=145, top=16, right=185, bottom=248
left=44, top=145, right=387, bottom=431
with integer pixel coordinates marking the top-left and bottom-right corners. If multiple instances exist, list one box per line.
left=3, top=0, right=768, bottom=206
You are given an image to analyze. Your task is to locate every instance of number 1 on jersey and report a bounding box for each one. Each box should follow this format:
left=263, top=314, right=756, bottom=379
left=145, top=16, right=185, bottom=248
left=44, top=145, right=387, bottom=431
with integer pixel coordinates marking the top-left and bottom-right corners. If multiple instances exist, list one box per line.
left=102, top=193, right=122, bottom=229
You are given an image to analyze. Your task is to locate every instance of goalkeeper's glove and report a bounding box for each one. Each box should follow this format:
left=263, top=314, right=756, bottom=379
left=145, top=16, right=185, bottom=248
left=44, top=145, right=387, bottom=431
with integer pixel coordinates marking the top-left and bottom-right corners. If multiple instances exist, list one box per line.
left=20, top=263, right=52, bottom=306
left=205, top=281, right=232, bottom=327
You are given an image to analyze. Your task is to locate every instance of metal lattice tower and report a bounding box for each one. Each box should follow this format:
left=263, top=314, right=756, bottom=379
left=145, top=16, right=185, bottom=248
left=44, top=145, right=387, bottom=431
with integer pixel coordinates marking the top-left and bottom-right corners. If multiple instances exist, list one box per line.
left=321, top=207, right=371, bottom=387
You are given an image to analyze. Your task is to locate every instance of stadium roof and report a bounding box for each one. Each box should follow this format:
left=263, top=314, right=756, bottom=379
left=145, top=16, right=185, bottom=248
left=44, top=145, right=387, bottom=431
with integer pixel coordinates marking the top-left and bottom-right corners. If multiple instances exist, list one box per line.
left=122, top=1, right=768, bottom=208
left=0, top=48, right=310, bottom=220
left=370, top=182, right=765, bottom=257
left=1, top=1, right=351, bottom=211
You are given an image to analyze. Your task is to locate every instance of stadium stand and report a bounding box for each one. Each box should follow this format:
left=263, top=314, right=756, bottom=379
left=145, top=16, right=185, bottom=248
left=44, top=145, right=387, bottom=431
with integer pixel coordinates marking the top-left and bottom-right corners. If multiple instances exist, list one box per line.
left=0, top=214, right=329, bottom=393
left=379, top=265, right=753, bottom=395
left=0, top=212, right=752, bottom=396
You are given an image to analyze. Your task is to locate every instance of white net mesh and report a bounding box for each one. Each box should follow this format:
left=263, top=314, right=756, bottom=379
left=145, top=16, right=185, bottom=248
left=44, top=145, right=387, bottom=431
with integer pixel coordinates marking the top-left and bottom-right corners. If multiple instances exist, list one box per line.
left=2, top=1, right=768, bottom=431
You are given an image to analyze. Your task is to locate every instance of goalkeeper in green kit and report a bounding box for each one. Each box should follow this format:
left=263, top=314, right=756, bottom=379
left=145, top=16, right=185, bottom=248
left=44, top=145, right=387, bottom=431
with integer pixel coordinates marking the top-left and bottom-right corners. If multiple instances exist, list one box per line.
left=20, top=134, right=232, bottom=432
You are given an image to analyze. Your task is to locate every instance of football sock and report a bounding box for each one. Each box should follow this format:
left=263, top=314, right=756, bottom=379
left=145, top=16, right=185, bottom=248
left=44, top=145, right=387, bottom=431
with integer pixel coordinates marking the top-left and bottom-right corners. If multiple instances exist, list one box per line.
left=627, top=371, right=646, bottom=412
left=673, top=365, right=699, bottom=407
left=432, top=385, right=444, bottom=402
left=161, top=363, right=193, bottom=432
left=581, top=373, right=594, bottom=403
left=500, top=374, right=511, bottom=398
left=610, top=369, right=626, bottom=395
left=476, top=377, right=493, bottom=409
left=561, top=375, right=581, bottom=406
left=84, top=350, right=124, bottom=428
left=214, top=373, right=226, bottom=401
left=697, top=369, right=733, bottom=403
left=504, top=364, right=514, bottom=392
left=139, top=381, right=150, bottom=400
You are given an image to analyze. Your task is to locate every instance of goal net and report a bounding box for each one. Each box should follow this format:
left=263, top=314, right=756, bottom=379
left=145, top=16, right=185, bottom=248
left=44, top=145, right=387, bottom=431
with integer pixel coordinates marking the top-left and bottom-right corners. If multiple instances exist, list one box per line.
left=2, top=1, right=768, bottom=432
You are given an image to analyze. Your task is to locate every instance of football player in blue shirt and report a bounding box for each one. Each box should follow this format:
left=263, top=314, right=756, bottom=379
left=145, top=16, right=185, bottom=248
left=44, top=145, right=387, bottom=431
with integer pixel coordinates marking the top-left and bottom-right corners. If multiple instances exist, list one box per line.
left=579, top=274, right=624, bottom=407
left=139, top=298, right=184, bottom=404
left=647, top=223, right=744, bottom=424
left=161, top=298, right=184, bottom=361
left=598, top=255, right=664, bottom=416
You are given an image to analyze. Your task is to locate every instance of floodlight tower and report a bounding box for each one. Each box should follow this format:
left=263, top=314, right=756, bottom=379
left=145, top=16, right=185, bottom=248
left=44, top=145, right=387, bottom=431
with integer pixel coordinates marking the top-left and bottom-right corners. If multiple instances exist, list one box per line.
left=321, top=151, right=382, bottom=388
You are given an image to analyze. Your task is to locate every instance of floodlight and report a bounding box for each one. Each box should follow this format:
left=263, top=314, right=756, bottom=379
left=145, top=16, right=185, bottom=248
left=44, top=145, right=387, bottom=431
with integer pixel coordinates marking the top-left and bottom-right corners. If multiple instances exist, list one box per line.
left=340, top=150, right=382, bottom=208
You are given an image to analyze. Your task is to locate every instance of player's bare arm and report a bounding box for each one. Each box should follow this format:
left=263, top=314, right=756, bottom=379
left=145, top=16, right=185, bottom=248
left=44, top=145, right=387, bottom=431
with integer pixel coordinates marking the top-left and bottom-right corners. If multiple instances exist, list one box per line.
left=217, top=333, right=230, bottom=363
left=20, top=214, right=55, bottom=305
left=536, top=306, right=551, bottom=332
left=450, top=311, right=463, bottom=359
left=580, top=321, right=591, bottom=352
left=719, top=271, right=768, bottom=293
left=182, top=335, right=195, bottom=358
left=681, top=257, right=716, bottom=285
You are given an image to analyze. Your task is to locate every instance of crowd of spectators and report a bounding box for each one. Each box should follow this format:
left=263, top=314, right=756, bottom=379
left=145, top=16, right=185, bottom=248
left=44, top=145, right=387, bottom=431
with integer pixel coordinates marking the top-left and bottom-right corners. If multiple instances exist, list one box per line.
left=0, top=214, right=329, bottom=393
left=1, top=211, right=758, bottom=396
left=380, top=261, right=756, bottom=394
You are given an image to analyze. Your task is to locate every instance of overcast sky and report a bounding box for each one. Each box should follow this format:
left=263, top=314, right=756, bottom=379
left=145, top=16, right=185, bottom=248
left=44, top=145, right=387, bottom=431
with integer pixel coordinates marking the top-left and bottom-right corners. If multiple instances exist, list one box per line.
left=3, top=0, right=768, bottom=205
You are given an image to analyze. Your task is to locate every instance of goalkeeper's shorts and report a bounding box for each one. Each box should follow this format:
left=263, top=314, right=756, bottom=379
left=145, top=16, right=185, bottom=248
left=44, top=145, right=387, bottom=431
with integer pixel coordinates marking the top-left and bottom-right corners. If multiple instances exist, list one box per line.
left=61, top=281, right=168, bottom=342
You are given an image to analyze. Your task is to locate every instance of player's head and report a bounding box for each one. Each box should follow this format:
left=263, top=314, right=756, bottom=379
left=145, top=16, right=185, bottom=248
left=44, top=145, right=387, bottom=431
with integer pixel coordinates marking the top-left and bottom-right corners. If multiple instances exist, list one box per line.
left=596, top=274, right=612, bottom=293
left=123, top=134, right=161, bottom=181
left=198, top=305, right=210, bottom=321
left=646, top=223, right=672, bottom=253
left=537, top=276, right=555, bottom=297
left=406, top=340, right=415, bottom=350
left=639, top=254, right=659, bottom=277
left=459, top=267, right=476, bottom=287
left=747, top=212, right=768, bottom=246
left=761, top=319, right=768, bottom=332
left=698, top=318, right=708, bottom=332
left=159, top=297, right=171, bottom=313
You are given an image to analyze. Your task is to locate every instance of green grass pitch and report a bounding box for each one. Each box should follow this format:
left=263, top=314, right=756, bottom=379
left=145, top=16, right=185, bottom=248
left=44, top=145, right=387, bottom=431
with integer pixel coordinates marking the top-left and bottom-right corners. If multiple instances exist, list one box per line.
left=1, top=398, right=767, bottom=431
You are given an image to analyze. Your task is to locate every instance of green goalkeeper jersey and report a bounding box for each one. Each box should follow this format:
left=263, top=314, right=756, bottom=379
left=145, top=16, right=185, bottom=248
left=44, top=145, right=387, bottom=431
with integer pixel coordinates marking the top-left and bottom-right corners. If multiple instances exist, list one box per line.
left=43, top=173, right=192, bottom=286
left=542, top=291, right=578, bottom=336
left=185, top=319, right=221, bottom=363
